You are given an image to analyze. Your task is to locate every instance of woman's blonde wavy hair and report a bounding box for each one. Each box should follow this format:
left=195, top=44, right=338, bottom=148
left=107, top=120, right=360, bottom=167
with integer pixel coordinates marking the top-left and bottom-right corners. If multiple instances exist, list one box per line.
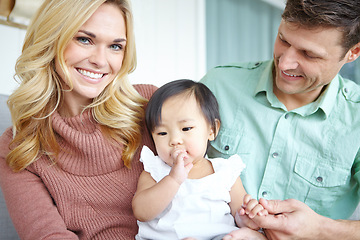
left=7, top=0, right=146, bottom=172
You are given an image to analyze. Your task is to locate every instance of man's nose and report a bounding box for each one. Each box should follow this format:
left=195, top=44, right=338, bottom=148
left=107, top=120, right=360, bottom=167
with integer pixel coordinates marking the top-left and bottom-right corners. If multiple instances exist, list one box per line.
left=278, top=47, right=299, bottom=70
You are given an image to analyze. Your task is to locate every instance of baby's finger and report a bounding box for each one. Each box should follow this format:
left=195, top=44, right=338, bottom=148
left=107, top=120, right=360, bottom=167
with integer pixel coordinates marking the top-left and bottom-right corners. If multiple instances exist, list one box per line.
left=171, top=149, right=182, bottom=159
left=248, top=204, right=265, bottom=218
left=171, top=149, right=186, bottom=163
left=242, top=194, right=252, bottom=207
left=244, top=199, right=260, bottom=214
left=184, top=162, right=193, bottom=173
left=259, top=208, right=268, bottom=216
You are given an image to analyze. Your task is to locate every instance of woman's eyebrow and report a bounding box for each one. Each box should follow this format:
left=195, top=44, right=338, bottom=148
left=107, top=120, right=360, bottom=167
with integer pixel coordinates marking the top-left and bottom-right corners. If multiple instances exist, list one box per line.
left=78, top=30, right=126, bottom=43
left=79, top=30, right=96, bottom=38
left=114, top=38, right=126, bottom=43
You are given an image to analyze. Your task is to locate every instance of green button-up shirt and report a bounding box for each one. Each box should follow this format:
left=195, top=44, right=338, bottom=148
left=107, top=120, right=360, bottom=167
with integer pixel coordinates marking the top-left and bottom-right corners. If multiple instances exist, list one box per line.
left=201, top=60, right=360, bottom=219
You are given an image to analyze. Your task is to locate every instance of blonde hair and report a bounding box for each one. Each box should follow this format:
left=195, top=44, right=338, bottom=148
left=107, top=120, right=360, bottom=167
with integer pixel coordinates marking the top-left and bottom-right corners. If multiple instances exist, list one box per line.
left=7, top=0, right=146, bottom=172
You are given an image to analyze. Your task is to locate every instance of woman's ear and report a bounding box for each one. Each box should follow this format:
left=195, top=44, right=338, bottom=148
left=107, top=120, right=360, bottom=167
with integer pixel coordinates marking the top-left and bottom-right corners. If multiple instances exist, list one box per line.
left=209, top=119, right=221, bottom=141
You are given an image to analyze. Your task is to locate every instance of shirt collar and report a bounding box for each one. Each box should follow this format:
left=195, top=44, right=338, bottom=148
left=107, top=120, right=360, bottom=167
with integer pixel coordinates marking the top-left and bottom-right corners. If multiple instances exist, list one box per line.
left=254, top=60, right=339, bottom=118
left=313, top=74, right=339, bottom=118
left=254, top=61, right=274, bottom=96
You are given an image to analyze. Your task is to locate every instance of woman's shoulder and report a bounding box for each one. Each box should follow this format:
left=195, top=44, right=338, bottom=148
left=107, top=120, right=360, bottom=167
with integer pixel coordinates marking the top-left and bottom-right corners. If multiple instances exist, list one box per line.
left=133, top=84, right=158, bottom=100
left=0, top=127, right=13, bottom=158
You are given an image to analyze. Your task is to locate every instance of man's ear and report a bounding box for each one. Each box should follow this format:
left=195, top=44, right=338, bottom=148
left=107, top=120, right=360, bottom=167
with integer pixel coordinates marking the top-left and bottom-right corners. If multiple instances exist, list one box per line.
left=209, top=119, right=221, bottom=141
left=346, top=42, right=360, bottom=63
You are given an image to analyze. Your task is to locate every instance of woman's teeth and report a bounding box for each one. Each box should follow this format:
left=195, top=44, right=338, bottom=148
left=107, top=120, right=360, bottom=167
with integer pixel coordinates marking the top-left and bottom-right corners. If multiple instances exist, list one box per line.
left=78, top=69, right=104, bottom=79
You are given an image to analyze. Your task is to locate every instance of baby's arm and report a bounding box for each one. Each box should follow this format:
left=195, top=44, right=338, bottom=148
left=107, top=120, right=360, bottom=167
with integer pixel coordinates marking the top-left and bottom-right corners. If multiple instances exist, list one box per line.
left=132, top=170, right=181, bottom=222
left=228, top=178, right=268, bottom=227
left=225, top=178, right=269, bottom=240
left=228, top=176, right=247, bottom=217
left=132, top=150, right=192, bottom=222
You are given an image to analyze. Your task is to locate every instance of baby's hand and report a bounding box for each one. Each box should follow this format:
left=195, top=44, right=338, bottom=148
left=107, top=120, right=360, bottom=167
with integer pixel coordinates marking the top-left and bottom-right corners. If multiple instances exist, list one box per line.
left=168, top=149, right=193, bottom=185
left=241, top=194, right=268, bottom=219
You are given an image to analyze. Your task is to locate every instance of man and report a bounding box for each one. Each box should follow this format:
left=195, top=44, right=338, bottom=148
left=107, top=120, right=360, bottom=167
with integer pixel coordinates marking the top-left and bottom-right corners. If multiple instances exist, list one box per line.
left=201, top=0, right=360, bottom=239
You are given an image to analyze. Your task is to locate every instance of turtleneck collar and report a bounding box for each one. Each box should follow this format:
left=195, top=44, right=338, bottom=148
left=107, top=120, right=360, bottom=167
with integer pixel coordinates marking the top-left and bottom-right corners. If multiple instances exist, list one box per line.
left=48, top=110, right=125, bottom=176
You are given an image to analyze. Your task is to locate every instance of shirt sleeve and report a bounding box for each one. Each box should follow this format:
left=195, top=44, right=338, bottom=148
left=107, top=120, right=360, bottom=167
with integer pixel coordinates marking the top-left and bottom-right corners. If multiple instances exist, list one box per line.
left=210, top=154, right=246, bottom=191
left=140, top=146, right=171, bottom=182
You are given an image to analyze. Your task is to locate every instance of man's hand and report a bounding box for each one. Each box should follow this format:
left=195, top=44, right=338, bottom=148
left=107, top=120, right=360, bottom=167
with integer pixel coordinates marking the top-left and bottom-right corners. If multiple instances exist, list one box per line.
left=248, top=198, right=324, bottom=240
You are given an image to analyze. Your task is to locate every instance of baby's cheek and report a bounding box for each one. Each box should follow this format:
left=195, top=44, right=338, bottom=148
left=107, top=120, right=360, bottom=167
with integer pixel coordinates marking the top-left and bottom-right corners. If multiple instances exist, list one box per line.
left=158, top=152, right=173, bottom=166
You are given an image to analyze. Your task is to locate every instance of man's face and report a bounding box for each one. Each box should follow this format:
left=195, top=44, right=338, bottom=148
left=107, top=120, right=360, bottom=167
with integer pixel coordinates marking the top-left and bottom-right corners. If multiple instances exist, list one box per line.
left=273, top=20, right=351, bottom=105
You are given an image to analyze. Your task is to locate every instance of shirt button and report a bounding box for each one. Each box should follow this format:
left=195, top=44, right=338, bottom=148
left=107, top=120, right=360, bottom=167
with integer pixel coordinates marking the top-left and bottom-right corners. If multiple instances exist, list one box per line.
left=224, top=145, right=230, bottom=151
left=272, top=152, right=279, bottom=158
left=316, top=176, right=323, bottom=183
left=262, top=191, right=268, bottom=197
left=285, top=113, right=289, bottom=119
left=344, top=88, right=348, bottom=93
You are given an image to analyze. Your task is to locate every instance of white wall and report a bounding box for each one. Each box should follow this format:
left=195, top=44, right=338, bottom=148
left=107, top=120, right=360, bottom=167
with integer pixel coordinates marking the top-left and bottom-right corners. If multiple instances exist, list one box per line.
left=0, top=0, right=206, bottom=96
left=0, top=24, right=25, bottom=95
left=130, top=0, right=206, bottom=87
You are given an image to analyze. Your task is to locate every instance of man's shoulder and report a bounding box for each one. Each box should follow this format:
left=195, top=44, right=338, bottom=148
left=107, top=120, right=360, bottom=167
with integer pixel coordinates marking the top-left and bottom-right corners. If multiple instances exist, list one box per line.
left=213, top=60, right=268, bottom=70
left=338, top=76, right=360, bottom=104
left=201, top=60, right=272, bottom=86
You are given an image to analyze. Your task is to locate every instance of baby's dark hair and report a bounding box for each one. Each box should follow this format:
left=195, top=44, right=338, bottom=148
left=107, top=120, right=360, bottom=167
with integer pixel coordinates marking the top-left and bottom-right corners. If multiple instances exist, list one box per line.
left=146, top=79, right=220, bottom=134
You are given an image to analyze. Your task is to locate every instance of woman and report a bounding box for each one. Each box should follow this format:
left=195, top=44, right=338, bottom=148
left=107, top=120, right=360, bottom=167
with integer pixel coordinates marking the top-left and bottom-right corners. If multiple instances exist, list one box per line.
left=0, top=0, right=156, bottom=239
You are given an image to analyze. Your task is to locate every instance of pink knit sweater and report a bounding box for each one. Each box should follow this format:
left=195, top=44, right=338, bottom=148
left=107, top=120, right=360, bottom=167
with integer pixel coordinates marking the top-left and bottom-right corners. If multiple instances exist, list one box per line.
left=0, top=84, right=157, bottom=240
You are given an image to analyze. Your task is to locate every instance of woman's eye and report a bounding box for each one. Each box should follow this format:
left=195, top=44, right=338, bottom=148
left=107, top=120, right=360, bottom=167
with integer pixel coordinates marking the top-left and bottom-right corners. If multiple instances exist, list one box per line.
left=110, top=44, right=123, bottom=51
left=76, top=37, right=91, bottom=44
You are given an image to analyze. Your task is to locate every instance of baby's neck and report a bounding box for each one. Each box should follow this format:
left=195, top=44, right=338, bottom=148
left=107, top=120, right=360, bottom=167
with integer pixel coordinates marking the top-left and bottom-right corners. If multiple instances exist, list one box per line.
left=187, top=158, right=214, bottom=179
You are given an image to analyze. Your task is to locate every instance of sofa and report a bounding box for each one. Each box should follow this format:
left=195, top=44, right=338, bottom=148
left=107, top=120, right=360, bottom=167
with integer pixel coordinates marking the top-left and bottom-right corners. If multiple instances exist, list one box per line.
left=0, top=94, right=20, bottom=240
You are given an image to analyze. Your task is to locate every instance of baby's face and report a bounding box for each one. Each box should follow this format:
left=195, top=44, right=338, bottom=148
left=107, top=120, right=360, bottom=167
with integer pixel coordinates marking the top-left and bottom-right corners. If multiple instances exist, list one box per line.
left=152, top=93, right=215, bottom=166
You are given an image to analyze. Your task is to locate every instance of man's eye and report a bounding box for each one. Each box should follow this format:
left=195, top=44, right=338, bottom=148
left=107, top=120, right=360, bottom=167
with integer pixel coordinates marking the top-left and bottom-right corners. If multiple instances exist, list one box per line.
left=278, top=36, right=290, bottom=46
left=304, top=51, right=318, bottom=59
left=182, top=127, right=193, bottom=132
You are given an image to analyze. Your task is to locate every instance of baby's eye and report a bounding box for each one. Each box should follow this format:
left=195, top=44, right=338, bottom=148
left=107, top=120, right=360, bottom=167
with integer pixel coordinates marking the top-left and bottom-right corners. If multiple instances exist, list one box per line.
left=157, top=132, right=167, bottom=136
left=182, top=127, right=193, bottom=132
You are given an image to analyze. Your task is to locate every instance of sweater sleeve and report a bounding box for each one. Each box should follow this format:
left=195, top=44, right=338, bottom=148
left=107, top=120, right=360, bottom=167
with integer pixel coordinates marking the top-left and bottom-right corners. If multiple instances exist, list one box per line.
left=134, top=84, right=158, bottom=100
left=0, top=129, right=78, bottom=240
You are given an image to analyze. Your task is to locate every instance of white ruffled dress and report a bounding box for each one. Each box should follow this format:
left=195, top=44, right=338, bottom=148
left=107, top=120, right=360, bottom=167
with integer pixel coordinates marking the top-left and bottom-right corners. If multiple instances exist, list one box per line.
left=136, top=146, right=246, bottom=240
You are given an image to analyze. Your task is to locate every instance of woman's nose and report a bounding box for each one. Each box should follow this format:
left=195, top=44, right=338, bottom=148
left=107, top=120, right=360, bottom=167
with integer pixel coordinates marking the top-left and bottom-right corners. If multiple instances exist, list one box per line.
left=88, top=47, right=107, bottom=68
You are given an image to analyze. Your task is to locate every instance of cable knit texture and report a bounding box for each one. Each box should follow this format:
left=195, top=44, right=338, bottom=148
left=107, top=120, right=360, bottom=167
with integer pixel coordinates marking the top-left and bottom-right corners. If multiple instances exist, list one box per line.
left=0, top=84, right=157, bottom=240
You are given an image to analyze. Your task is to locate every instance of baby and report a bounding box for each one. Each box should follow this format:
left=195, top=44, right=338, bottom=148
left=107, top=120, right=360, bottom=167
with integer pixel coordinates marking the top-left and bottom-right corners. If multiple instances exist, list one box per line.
left=132, top=79, right=267, bottom=240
